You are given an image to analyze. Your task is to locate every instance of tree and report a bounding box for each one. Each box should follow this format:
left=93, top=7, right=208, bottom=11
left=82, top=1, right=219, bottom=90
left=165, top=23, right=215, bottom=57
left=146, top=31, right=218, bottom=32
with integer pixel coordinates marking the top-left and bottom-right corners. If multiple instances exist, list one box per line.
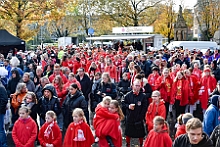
left=0, top=0, right=66, bottom=40
left=153, top=0, right=176, bottom=43
left=96, top=0, right=162, bottom=26
left=195, top=0, right=220, bottom=40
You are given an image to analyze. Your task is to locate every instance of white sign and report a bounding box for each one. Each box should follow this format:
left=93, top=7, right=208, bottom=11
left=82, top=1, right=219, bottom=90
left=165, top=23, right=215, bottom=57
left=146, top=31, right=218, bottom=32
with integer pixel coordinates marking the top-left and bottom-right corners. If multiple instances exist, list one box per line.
left=112, top=26, right=153, bottom=34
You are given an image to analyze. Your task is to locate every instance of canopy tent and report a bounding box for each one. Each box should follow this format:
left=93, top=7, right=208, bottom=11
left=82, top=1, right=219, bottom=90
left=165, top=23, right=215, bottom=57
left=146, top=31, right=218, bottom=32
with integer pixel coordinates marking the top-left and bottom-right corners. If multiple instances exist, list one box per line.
left=0, top=29, right=25, bottom=56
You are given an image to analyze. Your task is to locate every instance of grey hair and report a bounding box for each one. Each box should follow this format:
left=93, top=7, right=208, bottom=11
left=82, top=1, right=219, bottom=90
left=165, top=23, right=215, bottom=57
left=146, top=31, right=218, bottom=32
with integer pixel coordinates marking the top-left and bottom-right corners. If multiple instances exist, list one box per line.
left=16, top=83, right=26, bottom=94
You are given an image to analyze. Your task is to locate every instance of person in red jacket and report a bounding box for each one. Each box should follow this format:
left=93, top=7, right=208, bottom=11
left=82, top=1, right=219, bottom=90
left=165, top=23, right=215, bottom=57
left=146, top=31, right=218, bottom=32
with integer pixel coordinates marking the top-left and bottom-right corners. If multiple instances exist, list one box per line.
left=63, top=108, right=94, bottom=147
left=199, top=68, right=217, bottom=111
left=38, top=111, right=62, bottom=147
left=93, top=97, right=121, bottom=147
left=146, top=90, right=166, bottom=132
left=184, top=68, right=200, bottom=113
left=72, top=57, right=81, bottom=74
left=144, top=116, right=172, bottom=147
left=104, top=58, right=117, bottom=82
left=12, top=106, right=38, bottom=147
left=49, top=64, right=68, bottom=83
left=171, top=71, right=191, bottom=119
left=175, top=113, right=194, bottom=139
left=192, top=62, right=202, bottom=79
left=148, top=67, right=160, bottom=91
left=63, top=72, right=81, bottom=90
left=155, top=68, right=173, bottom=118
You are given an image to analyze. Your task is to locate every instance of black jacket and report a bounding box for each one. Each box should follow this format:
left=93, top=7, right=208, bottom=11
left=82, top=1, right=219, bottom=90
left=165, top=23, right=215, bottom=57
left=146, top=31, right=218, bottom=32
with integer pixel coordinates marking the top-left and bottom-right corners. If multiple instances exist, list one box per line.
left=76, top=74, right=92, bottom=101
left=118, top=79, right=131, bottom=94
left=173, top=133, right=214, bottom=147
left=7, top=77, right=20, bottom=97
left=141, top=60, right=151, bottom=78
left=210, top=125, right=220, bottom=147
left=0, top=85, right=8, bottom=114
left=122, top=91, right=148, bottom=123
left=37, top=84, right=61, bottom=120
left=62, top=91, right=88, bottom=128
left=97, top=82, right=117, bottom=99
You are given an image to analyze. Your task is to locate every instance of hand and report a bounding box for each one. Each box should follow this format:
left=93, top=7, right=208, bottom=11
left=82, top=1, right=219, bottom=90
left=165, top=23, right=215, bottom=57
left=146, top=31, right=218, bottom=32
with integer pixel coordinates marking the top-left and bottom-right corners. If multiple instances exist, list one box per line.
left=102, top=93, right=106, bottom=97
left=97, top=91, right=101, bottom=95
left=129, top=104, right=135, bottom=110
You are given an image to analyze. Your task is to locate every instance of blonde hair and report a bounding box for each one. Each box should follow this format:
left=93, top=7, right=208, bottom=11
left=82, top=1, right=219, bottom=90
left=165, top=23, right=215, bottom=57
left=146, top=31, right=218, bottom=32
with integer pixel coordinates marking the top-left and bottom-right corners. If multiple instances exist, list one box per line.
left=110, top=100, right=124, bottom=120
left=152, top=90, right=161, bottom=97
left=186, top=118, right=202, bottom=131
left=102, top=96, right=112, bottom=104
left=46, top=111, right=57, bottom=121
left=72, top=108, right=86, bottom=123
left=101, top=72, right=112, bottom=84
left=19, top=106, right=31, bottom=115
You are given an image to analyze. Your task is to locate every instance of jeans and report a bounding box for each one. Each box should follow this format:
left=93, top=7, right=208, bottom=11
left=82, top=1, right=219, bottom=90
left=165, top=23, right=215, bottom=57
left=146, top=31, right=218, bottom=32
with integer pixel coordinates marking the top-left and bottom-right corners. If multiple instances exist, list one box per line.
left=57, top=113, right=63, bottom=130
left=0, top=114, right=7, bottom=147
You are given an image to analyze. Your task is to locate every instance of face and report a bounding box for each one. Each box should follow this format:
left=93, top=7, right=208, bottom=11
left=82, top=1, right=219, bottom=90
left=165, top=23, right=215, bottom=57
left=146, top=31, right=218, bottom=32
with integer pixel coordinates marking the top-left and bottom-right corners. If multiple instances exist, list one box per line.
left=45, top=115, right=53, bottom=123
left=122, top=74, right=128, bottom=80
left=12, top=73, right=16, bottom=78
left=153, top=122, right=163, bottom=132
left=95, top=75, right=101, bottom=80
left=78, top=69, right=84, bottom=76
left=103, top=101, right=110, bottom=108
left=19, top=109, right=29, bottom=119
left=68, top=75, right=74, bottom=81
left=185, top=71, right=190, bottom=77
left=102, top=75, right=109, bottom=83
left=194, top=63, right=198, bottom=69
left=25, top=94, right=33, bottom=103
left=69, top=86, right=77, bottom=95
left=36, top=69, right=43, bottom=76
left=205, top=71, right=210, bottom=76
left=177, top=72, right=183, bottom=79
left=54, top=78, right=59, bottom=84
left=54, top=68, right=60, bottom=75
left=187, top=128, right=203, bottom=144
left=132, top=81, right=141, bottom=92
left=22, top=86, right=27, bottom=93
left=109, top=103, right=118, bottom=113
left=23, top=74, right=29, bottom=82
left=152, top=94, right=160, bottom=102
left=44, top=90, right=52, bottom=98
left=73, top=114, right=82, bottom=123
left=163, top=70, right=169, bottom=77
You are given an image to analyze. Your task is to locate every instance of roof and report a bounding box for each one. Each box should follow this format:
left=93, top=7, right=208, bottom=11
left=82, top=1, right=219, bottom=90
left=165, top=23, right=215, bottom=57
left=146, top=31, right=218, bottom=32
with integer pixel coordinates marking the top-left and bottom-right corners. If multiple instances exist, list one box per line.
left=0, top=29, right=25, bottom=46
left=86, top=34, right=162, bottom=40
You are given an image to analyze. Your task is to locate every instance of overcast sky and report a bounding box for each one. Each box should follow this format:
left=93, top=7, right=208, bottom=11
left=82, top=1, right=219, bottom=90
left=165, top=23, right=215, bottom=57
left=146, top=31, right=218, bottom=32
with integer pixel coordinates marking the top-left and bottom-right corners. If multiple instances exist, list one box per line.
left=173, top=0, right=197, bottom=10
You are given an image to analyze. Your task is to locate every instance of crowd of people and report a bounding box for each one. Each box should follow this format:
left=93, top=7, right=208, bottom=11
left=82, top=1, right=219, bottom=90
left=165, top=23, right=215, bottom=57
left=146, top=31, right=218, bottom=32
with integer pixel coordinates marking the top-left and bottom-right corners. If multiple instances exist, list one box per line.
left=0, top=45, right=220, bottom=147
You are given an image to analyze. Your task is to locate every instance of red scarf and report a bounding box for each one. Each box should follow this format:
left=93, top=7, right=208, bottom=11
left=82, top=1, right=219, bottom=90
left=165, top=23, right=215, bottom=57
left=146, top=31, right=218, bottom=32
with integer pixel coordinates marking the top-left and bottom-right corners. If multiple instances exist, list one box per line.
left=44, top=121, right=54, bottom=139
left=176, top=80, right=182, bottom=100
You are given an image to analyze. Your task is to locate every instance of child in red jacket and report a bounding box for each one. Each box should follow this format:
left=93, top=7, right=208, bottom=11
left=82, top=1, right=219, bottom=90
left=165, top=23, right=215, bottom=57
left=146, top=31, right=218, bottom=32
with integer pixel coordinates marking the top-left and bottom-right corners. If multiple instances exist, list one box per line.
left=144, top=116, right=172, bottom=147
left=146, top=90, right=166, bottom=132
left=38, top=111, right=62, bottom=147
left=12, top=106, right=38, bottom=147
left=175, top=113, right=194, bottom=139
left=63, top=108, right=94, bottom=147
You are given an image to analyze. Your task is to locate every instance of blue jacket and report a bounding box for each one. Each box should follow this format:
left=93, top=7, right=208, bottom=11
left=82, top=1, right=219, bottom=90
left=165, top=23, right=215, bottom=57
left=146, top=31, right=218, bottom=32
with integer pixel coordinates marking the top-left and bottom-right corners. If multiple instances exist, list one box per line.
left=203, top=95, right=220, bottom=136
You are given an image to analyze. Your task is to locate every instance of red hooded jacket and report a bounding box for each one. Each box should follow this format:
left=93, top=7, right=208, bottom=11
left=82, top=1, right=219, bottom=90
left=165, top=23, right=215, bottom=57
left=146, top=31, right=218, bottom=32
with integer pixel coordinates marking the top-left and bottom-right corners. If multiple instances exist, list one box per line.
left=38, top=121, right=62, bottom=147
left=63, top=121, right=94, bottom=147
left=148, top=73, right=160, bottom=91
left=199, top=75, right=216, bottom=109
left=171, top=79, right=191, bottom=106
left=155, top=76, right=173, bottom=103
left=175, top=124, right=186, bottom=139
left=93, top=104, right=122, bottom=147
left=12, top=117, right=38, bottom=147
left=145, top=100, right=166, bottom=132
left=104, top=65, right=117, bottom=81
left=144, top=126, right=172, bottom=147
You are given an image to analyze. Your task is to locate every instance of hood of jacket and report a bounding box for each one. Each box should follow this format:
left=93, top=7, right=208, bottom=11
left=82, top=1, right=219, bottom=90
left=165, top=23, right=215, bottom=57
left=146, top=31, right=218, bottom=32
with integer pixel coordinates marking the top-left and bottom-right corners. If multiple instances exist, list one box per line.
left=211, top=95, right=220, bottom=108
left=42, top=84, right=57, bottom=97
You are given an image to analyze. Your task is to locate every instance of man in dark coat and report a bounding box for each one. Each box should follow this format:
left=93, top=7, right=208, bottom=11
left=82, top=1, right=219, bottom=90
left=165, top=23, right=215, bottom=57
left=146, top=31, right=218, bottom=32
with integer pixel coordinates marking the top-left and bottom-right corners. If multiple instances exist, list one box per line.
left=0, top=83, right=8, bottom=147
left=122, top=80, right=148, bottom=147
left=140, top=55, right=151, bottom=78
left=173, top=118, right=213, bottom=147
left=76, top=68, right=92, bottom=124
